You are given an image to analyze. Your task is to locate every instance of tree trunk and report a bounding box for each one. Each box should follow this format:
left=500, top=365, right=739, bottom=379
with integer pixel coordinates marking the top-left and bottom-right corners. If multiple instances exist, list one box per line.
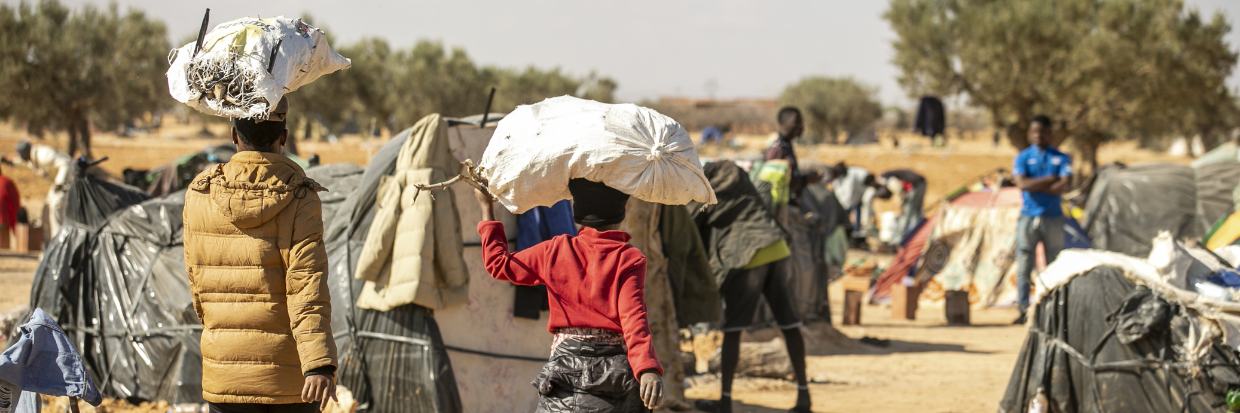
left=66, top=123, right=79, bottom=158
left=76, top=116, right=92, bottom=160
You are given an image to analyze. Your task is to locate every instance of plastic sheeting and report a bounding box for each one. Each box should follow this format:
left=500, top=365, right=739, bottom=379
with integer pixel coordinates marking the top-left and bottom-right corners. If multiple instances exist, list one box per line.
left=323, top=127, right=463, bottom=413
left=25, top=161, right=371, bottom=406
left=25, top=168, right=204, bottom=403
left=305, top=163, right=364, bottom=221
left=1000, top=266, right=1240, bottom=412
left=1194, top=161, right=1240, bottom=235
left=1084, top=164, right=1199, bottom=257
left=869, top=188, right=1090, bottom=306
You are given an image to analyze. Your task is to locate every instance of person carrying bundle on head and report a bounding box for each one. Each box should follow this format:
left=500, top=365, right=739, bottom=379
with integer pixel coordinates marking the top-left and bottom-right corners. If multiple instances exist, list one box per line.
left=182, top=97, right=338, bottom=413
left=473, top=179, right=664, bottom=413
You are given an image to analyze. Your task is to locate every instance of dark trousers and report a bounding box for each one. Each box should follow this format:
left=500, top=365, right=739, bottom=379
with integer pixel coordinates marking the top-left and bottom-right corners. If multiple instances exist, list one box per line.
left=208, top=403, right=318, bottom=413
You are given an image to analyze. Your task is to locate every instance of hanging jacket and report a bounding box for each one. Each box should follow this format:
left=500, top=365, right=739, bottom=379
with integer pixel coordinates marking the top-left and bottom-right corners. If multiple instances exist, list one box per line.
left=355, top=114, right=469, bottom=311
left=0, top=308, right=101, bottom=406
left=184, top=151, right=337, bottom=404
left=691, top=161, right=786, bottom=286
left=659, top=204, right=721, bottom=326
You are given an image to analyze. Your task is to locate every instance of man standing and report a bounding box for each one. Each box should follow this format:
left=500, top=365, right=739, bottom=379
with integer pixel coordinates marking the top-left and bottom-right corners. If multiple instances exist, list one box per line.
left=766, top=107, right=805, bottom=199
left=1012, top=115, right=1071, bottom=324
left=183, top=98, right=338, bottom=412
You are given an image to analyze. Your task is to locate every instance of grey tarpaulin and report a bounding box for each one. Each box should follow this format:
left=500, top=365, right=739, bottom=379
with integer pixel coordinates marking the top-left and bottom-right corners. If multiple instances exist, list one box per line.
left=306, top=163, right=364, bottom=222
left=23, top=161, right=373, bottom=406
left=1193, top=161, right=1240, bottom=233
left=24, top=165, right=203, bottom=403
left=1084, top=164, right=1198, bottom=257
left=324, top=127, right=462, bottom=413
left=999, top=266, right=1240, bottom=412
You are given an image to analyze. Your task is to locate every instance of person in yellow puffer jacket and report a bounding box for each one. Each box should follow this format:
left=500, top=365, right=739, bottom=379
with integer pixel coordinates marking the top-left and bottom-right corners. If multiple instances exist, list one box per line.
left=183, top=98, right=338, bottom=413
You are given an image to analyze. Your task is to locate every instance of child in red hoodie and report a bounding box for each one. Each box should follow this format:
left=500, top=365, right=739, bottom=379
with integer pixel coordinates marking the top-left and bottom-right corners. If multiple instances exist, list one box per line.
left=475, top=179, right=663, bottom=412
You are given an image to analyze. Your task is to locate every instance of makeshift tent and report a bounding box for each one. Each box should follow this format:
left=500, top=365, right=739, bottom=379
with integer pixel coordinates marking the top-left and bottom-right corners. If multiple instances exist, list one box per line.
left=326, top=115, right=574, bottom=413
left=1083, top=164, right=1201, bottom=257
left=1194, top=161, right=1240, bottom=236
left=24, top=161, right=364, bottom=406
left=123, top=145, right=238, bottom=197
left=305, top=163, right=364, bottom=221
left=24, top=165, right=196, bottom=403
left=1192, top=141, right=1239, bottom=168
left=1000, top=262, right=1240, bottom=412
left=870, top=187, right=1089, bottom=306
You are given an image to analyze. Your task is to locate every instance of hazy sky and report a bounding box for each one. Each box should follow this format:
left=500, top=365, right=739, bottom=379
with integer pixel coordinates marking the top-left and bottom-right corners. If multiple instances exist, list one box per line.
left=43, top=0, right=1240, bottom=105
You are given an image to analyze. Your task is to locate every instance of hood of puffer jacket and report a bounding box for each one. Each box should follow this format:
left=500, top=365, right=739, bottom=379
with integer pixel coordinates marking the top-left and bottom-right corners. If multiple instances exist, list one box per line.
left=189, top=151, right=323, bottom=229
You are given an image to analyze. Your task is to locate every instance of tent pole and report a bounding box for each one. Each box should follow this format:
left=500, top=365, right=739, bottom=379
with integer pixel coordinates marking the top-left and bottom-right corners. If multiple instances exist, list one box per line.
left=479, top=87, right=497, bottom=127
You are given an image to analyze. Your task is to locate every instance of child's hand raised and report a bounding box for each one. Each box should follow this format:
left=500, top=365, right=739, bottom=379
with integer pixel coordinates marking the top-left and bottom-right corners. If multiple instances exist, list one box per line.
left=474, top=188, right=495, bottom=221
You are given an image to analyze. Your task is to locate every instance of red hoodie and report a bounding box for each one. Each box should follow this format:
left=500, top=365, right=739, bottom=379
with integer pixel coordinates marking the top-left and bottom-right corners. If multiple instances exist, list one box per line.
left=477, top=221, right=662, bottom=378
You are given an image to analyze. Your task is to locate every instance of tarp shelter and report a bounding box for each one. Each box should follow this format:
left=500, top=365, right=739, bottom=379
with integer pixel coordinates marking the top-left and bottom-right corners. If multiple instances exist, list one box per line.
left=24, top=165, right=199, bottom=403
left=1000, top=261, right=1240, bottom=412
left=1195, top=161, right=1240, bottom=235
left=1192, top=141, right=1239, bottom=168
left=126, top=145, right=238, bottom=197
left=327, top=114, right=573, bottom=413
left=870, top=187, right=1089, bottom=306
left=1082, top=162, right=1240, bottom=257
left=24, top=161, right=364, bottom=406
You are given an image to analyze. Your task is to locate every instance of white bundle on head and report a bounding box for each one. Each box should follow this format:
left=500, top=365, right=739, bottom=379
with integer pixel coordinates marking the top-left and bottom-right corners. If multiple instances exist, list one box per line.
left=166, top=16, right=350, bottom=120
left=479, top=96, right=716, bottom=214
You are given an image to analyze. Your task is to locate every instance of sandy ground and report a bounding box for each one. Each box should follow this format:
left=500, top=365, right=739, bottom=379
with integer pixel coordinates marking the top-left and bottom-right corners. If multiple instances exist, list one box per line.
left=684, top=279, right=1026, bottom=413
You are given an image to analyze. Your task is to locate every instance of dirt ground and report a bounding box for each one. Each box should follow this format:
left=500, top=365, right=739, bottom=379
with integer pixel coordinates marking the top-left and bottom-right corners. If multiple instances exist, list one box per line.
left=0, top=122, right=1188, bottom=412
left=684, top=277, right=1027, bottom=413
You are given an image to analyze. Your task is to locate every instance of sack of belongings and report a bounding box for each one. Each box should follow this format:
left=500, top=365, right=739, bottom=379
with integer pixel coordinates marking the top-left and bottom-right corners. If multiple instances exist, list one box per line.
left=166, top=16, right=350, bottom=119
left=478, top=96, right=716, bottom=214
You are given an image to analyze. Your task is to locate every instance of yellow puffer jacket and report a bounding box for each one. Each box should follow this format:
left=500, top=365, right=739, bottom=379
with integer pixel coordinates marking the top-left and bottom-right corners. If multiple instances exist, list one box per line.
left=183, top=151, right=337, bottom=404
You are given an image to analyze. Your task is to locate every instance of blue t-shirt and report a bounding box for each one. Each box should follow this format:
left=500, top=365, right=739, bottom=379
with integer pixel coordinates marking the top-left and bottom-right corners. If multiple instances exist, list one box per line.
left=1013, top=145, right=1072, bottom=217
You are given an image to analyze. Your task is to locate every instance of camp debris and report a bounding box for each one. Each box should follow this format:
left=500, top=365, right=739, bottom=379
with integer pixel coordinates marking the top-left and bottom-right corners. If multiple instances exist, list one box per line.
left=479, top=95, right=716, bottom=214
left=166, top=16, right=350, bottom=119
left=1001, top=234, right=1240, bottom=412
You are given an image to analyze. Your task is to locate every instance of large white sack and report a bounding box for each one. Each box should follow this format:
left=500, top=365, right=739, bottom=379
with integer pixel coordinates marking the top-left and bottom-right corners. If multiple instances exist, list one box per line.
left=166, top=16, right=350, bottom=119
left=479, top=96, right=717, bottom=214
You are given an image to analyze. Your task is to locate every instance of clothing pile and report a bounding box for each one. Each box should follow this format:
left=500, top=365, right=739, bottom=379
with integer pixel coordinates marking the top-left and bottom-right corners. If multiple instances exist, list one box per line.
left=167, top=16, right=350, bottom=119
left=479, top=96, right=715, bottom=213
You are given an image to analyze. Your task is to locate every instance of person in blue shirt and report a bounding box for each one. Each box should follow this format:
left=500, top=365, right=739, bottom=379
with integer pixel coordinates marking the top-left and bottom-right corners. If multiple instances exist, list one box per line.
left=1012, top=115, right=1071, bottom=324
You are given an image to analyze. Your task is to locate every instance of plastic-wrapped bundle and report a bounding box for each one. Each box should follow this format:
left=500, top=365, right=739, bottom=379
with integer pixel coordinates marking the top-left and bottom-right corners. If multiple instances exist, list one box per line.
left=479, top=96, right=716, bottom=214
left=166, top=16, right=350, bottom=119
